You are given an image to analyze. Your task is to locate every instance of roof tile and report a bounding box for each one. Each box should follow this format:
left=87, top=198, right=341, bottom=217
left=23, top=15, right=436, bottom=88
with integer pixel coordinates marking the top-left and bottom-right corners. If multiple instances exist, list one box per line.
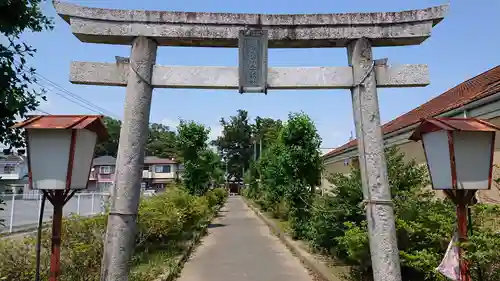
left=324, top=65, right=500, bottom=158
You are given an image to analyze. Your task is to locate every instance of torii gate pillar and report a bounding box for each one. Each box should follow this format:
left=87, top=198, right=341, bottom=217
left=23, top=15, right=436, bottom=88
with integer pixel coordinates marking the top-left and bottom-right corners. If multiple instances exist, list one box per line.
left=348, top=38, right=401, bottom=281
left=100, top=37, right=158, bottom=280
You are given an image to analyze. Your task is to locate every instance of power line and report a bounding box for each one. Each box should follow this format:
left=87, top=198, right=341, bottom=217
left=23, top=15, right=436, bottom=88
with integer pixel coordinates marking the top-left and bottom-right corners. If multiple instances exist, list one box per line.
left=33, top=108, right=50, bottom=115
left=34, top=80, right=104, bottom=114
left=36, top=73, right=120, bottom=118
left=12, top=59, right=120, bottom=118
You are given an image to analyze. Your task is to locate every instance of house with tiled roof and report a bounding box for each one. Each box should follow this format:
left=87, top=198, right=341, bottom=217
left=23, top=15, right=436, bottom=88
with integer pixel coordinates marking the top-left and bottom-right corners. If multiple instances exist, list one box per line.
left=142, top=156, right=181, bottom=191
left=322, top=65, right=500, bottom=203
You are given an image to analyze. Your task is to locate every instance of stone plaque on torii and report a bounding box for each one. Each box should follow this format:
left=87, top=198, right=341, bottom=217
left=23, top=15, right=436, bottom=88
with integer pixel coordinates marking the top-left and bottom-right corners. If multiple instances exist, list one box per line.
left=54, top=2, right=447, bottom=281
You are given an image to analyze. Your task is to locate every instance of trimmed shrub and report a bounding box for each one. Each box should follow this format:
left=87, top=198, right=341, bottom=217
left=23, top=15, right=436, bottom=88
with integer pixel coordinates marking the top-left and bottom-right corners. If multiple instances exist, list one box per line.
left=0, top=186, right=226, bottom=281
left=210, top=188, right=229, bottom=207
left=246, top=146, right=500, bottom=281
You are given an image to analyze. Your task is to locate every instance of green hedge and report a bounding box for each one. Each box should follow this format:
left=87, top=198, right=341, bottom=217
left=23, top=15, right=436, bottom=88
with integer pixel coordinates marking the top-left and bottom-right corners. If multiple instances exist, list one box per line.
left=0, top=187, right=228, bottom=281
left=248, top=147, right=500, bottom=281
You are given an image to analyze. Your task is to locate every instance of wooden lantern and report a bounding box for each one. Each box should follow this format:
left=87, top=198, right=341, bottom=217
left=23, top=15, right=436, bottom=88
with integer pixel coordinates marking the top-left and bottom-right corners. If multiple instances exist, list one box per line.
left=409, top=117, right=499, bottom=191
left=12, top=114, right=108, bottom=281
left=13, top=115, right=108, bottom=190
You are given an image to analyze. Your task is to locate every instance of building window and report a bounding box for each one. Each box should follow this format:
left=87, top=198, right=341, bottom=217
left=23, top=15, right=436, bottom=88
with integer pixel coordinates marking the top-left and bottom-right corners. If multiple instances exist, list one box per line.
left=154, top=165, right=171, bottom=173
left=3, top=164, right=16, bottom=174
left=99, top=166, right=113, bottom=174
left=98, top=182, right=113, bottom=192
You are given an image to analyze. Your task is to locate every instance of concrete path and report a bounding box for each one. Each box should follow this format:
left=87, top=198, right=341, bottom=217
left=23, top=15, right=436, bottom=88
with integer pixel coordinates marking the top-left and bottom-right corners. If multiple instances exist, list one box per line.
left=177, top=196, right=313, bottom=281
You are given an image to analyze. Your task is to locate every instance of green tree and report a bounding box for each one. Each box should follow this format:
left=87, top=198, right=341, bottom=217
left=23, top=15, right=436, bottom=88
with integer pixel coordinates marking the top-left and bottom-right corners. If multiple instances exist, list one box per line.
left=201, top=149, right=225, bottom=186
left=313, top=147, right=456, bottom=281
left=248, top=112, right=322, bottom=238
left=94, top=116, right=121, bottom=157
left=257, top=142, right=288, bottom=214
left=252, top=116, right=283, bottom=151
left=94, top=118, right=179, bottom=159
left=0, top=0, right=53, bottom=149
left=212, top=109, right=253, bottom=181
left=176, top=120, right=211, bottom=195
left=145, top=123, right=178, bottom=159
left=279, top=112, right=323, bottom=239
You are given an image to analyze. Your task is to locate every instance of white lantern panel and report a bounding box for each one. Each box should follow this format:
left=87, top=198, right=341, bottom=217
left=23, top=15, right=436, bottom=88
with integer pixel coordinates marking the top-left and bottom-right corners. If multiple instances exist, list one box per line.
left=453, top=131, right=493, bottom=190
left=70, top=129, right=98, bottom=190
left=28, top=129, right=72, bottom=190
left=422, top=130, right=453, bottom=189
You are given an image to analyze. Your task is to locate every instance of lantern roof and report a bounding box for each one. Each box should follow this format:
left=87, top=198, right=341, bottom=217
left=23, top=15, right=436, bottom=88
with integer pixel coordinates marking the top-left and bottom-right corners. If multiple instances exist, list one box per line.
left=409, top=117, right=500, bottom=141
left=12, top=115, right=109, bottom=141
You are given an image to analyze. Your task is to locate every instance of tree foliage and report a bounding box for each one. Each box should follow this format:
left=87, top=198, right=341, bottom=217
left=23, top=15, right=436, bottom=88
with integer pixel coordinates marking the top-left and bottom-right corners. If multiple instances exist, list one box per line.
left=276, top=146, right=500, bottom=281
left=212, top=109, right=253, bottom=181
left=201, top=148, right=225, bottom=186
left=248, top=112, right=323, bottom=239
left=94, top=117, right=178, bottom=159
left=145, top=123, right=178, bottom=159
left=177, top=120, right=221, bottom=195
left=256, top=142, right=288, bottom=212
left=94, top=116, right=121, bottom=157
left=246, top=117, right=500, bottom=281
left=252, top=116, right=283, bottom=153
left=0, top=0, right=53, bottom=149
left=278, top=112, right=323, bottom=238
left=308, top=147, right=448, bottom=280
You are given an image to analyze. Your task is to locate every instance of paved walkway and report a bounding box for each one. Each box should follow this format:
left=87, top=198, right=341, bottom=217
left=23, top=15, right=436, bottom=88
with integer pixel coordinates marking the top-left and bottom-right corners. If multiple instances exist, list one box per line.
left=177, top=196, right=314, bottom=281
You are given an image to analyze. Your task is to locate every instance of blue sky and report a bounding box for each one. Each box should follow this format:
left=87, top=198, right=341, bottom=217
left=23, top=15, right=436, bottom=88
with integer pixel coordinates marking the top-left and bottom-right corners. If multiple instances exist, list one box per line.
left=21, top=0, right=500, bottom=152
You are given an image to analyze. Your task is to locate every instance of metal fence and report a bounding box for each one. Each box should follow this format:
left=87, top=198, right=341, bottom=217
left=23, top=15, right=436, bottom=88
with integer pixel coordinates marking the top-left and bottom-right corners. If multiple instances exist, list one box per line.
left=0, top=191, right=110, bottom=233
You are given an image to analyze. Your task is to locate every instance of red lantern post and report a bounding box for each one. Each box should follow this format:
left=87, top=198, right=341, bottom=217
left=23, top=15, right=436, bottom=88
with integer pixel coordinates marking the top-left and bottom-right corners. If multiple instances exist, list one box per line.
left=12, top=115, right=108, bottom=281
left=410, top=117, right=500, bottom=281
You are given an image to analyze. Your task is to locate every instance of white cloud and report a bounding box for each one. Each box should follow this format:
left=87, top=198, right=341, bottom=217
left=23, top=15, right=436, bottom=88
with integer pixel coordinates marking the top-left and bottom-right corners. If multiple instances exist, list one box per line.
left=161, top=117, right=180, bottom=130
left=207, top=124, right=223, bottom=141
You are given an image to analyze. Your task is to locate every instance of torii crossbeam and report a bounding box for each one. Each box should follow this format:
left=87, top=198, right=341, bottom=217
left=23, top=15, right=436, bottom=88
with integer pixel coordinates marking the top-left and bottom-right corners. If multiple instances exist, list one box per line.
left=54, top=2, right=448, bottom=281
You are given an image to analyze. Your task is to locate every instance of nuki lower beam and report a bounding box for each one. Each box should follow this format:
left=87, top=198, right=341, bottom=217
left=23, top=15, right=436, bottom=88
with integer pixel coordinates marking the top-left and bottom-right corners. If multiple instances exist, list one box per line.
left=69, top=62, right=429, bottom=90
left=54, top=1, right=448, bottom=47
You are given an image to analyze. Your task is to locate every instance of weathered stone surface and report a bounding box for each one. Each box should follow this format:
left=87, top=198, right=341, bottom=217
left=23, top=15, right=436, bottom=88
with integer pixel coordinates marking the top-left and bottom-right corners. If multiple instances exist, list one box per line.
left=54, top=1, right=448, bottom=47
left=101, top=37, right=158, bottom=281
left=348, top=38, right=401, bottom=281
left=70, top=62, right=429, bottom=89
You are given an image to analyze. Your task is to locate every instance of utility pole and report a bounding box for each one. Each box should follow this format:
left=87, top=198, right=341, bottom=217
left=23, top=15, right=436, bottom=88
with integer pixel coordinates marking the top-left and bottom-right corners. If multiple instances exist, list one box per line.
left=225, top=158, right=229, bottom=189
left=259, top=138, right=262, bottom=160
left=253, top=140, right=257, bottom=161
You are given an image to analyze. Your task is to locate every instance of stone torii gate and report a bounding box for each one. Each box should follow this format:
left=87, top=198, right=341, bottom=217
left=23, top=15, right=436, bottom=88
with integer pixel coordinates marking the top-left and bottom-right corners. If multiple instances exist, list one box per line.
left=54, top=2, right=447, bottom=281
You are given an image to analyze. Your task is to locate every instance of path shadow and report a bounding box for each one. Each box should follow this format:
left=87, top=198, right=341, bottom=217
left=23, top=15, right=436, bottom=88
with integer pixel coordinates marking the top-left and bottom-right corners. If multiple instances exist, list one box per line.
left=215, top=212, right=226, bottom=218
left=208, top=223, right=227, bottom=229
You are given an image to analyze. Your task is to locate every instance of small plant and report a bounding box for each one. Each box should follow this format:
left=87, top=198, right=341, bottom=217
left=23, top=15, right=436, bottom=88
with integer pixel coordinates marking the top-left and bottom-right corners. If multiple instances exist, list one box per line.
left=0, top=186, right=227, bottom=281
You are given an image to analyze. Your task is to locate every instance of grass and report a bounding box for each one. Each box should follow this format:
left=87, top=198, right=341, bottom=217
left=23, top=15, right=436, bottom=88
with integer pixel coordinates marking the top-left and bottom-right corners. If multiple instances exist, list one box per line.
left=129, top=213, right=215, bottom=280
